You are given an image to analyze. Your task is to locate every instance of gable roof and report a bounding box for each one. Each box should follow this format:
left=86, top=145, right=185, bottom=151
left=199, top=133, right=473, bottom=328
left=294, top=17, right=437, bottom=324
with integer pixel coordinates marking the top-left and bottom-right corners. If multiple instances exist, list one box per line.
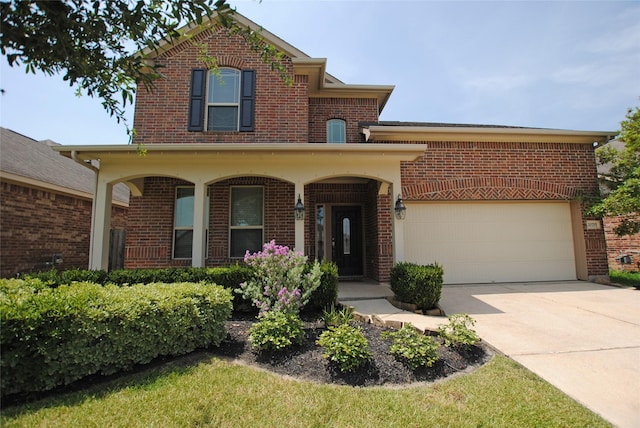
left=0, top=128, right=129, bottom=204
left=140, top=11, right=394, bottom=112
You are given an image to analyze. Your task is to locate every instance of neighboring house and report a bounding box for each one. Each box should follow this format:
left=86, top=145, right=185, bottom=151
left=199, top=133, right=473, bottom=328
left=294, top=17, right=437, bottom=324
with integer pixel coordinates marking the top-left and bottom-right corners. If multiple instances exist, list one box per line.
left=597, top=140, right=640, bottom=271
left=53, top=13, right=613, bottom=284
left=0, top=128, right=129, bottom=278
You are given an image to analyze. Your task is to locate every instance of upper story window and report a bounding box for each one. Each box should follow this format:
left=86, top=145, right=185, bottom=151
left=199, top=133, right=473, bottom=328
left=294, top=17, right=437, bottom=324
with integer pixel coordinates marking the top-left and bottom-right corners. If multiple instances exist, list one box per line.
left=188, top=68, right=255, bottom=133
left=327, top=119, right=346, bottom=143
left=207, top=68, right=241, bottom=131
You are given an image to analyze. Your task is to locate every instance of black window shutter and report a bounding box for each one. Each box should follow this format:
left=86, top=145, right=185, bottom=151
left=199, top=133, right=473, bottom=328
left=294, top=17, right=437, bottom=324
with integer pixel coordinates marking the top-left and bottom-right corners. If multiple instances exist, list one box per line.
left=239, top=69, right=256, bottom=132
left=188, top=68, right=206, bottom=131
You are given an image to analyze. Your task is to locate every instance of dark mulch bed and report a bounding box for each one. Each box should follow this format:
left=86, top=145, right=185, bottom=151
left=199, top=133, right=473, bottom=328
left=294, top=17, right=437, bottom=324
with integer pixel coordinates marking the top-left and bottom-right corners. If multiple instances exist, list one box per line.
left=2, top=311, right=491, bottom=408
left=215, top=311, right=492, bottom=387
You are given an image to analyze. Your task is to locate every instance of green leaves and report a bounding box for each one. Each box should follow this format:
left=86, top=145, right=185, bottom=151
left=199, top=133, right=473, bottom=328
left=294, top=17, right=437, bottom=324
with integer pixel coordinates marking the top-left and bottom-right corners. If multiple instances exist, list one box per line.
left=382, top=325, right=439, bottom=370
left=437, top=313, right=480, bottom=350
left=390, top=262, right=444, bottom=311
left=0, top=279, right=233, bottom=397
left=591, top=104, right=640, bottom=236
left=248, top=311, right=305, bottom=352
left=317, top=324, right=372, bottom=372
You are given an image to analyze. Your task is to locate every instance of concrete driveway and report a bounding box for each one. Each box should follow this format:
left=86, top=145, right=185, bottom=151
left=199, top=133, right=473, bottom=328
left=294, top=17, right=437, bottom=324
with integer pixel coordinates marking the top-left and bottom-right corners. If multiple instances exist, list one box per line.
left=440, top=281, right=640, bottom=428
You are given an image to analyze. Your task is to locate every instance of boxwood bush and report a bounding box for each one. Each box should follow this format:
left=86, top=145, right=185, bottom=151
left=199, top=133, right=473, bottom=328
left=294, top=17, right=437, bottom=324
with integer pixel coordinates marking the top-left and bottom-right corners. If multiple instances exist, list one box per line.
left=390, top=262, right=443, bottom=310
left=0, top=278, right=232, bottom=397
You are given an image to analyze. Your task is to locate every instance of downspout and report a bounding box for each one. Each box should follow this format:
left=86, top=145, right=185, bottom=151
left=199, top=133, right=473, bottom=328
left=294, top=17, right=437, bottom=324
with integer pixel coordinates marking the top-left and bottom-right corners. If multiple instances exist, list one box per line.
left=71, top=151, right=100, bottom=269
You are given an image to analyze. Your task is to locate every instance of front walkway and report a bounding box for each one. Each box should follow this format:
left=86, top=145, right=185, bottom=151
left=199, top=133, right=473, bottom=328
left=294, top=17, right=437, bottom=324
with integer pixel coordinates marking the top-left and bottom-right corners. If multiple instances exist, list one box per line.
left=338, top=280, right=640, bottom=428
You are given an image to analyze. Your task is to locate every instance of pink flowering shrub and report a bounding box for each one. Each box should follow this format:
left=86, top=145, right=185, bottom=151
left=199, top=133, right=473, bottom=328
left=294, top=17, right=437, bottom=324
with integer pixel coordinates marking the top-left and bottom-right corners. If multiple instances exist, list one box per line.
left=236, top=240, right=322, bottom=314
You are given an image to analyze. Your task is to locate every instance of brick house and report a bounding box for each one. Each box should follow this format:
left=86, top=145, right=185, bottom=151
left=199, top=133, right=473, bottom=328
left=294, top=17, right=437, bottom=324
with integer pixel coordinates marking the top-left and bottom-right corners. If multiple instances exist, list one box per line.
left=53, top=13, right=613, bottom=284
left=0, top=128, right=129, bottom=278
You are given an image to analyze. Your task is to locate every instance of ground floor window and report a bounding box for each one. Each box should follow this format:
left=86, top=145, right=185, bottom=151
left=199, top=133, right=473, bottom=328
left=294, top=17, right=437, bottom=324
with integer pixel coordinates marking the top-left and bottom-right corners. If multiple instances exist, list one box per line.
left=173, top=186, right=209, bottom=259
left=316, top=205, right=325, bottom=261
left=230, top=186, right=263, bottom=258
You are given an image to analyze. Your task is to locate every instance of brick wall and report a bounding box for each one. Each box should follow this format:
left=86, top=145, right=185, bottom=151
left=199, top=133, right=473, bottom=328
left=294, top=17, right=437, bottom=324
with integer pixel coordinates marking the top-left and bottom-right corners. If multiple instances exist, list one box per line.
left=0, top=181, right=127, bottom=278
left=399, top=141, right=608, bottom=278
left=125, top=176, right=295, bottom=269
left=308, top=98, right=379, bottom=143
left=134, top=28, right=309, bottom=145
left=603, top=216, right=640, bottom=271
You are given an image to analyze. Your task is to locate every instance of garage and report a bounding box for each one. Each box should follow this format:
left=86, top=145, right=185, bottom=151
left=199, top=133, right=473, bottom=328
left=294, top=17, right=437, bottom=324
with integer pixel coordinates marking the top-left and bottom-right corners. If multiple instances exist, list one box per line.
left=403, top=202, right=577, bottom=284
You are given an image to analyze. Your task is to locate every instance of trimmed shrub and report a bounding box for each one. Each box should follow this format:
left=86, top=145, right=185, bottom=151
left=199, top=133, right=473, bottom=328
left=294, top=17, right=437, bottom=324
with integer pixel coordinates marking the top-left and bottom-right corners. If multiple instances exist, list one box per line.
left=382, top=325, right=439, bottom=370
left=389, top=262, right=443, bottom=310
left=249, top=311, right=305, bottom=351
left=0, top=278, right=232, bottom=397
left=317, top=324, right=372, bottom=372
left=306, top=262, right=339, bottom=312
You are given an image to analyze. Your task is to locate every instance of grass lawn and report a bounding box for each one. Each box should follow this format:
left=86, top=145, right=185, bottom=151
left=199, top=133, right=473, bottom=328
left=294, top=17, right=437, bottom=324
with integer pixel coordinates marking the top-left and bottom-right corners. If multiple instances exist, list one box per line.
left=1, top=354, right=611, bottom=427
left=610, top=269, right=640, bottom=287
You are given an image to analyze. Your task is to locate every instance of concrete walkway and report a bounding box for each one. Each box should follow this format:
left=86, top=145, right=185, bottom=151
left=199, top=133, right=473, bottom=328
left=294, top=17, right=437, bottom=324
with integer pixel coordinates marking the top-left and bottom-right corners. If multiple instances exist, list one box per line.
left=338, top=280, right=640, bottom=428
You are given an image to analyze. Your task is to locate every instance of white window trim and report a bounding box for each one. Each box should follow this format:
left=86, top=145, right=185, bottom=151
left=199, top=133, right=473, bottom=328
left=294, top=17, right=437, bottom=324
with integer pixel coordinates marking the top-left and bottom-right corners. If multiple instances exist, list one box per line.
left=206, top=68, right=241, bottom=132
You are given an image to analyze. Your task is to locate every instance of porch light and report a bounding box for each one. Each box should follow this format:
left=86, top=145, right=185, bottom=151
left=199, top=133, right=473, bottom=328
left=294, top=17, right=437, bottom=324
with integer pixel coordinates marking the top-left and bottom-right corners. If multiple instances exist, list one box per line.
left=394, top=194, right=406, bottom=220
left=294, top=194, right=305, bottom=220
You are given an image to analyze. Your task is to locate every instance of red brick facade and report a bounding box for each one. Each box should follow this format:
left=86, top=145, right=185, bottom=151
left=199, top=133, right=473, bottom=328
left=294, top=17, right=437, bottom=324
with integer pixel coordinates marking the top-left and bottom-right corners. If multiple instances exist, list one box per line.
left=122, top=17, right=609, bottom=282
left=0, top=181, right=127, bottom=278
left=134, top=28, right=309, bottom=145
left=603, top=216, right=640, bottom=271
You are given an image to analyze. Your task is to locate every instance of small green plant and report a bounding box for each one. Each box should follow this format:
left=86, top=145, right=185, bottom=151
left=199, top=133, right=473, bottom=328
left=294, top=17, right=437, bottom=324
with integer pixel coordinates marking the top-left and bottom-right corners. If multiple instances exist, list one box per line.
left=317, top=324, right=372, bottom=372
left=437, top=313, right=480, bottom=349
left=321, top=304, right=353, bottom=328
left=248, top=310, right=305, bottom=351
left=381, top=325, right=439, bottom=370
left=389, top=262, right=443, bottom=310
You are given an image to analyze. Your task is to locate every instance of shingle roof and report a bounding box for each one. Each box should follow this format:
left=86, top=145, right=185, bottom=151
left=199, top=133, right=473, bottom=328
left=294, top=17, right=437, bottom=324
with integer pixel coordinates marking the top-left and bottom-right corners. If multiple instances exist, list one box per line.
left=360, top=120, right=539, bottom=129
left=0, top=128, right=129, bottom=203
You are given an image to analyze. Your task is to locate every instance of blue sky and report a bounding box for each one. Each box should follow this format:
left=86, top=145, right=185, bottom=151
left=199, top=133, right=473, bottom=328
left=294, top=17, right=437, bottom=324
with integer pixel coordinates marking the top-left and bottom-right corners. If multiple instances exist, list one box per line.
left=1, top=0, right=638, bottom=145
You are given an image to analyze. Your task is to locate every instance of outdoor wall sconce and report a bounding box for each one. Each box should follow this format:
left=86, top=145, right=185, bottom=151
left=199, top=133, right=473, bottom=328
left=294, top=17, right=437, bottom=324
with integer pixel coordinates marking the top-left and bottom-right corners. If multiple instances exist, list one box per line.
left=294, top=194, right=305, bottom=220
left=394, top=194, right=406, bottom=220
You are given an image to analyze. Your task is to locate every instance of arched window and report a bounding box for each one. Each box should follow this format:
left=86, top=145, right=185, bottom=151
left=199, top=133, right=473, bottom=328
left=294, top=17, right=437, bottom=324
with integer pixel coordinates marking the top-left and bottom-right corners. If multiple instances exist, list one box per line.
left=327, top=119, right=346, bottom=143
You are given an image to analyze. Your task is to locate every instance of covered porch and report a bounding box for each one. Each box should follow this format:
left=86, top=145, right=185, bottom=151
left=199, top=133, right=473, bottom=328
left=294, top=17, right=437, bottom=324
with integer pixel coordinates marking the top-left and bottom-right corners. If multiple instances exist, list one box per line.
left=54, top=143, right=426, bottom=280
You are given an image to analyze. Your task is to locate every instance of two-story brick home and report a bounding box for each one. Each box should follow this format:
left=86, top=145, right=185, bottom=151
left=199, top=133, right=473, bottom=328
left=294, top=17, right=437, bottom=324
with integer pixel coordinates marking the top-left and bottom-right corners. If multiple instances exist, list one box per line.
left=54, top=12, right=613, bottom=284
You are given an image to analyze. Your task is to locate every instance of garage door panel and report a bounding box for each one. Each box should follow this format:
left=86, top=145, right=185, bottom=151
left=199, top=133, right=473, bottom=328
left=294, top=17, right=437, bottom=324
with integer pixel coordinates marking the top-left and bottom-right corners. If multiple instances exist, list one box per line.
left=404, top=202, right=576, bottom=284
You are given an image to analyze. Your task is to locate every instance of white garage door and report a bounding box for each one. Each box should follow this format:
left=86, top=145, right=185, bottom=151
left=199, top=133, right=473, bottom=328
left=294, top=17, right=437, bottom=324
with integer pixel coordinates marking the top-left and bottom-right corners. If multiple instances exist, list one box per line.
left=403, top=202, right=577, bottom=284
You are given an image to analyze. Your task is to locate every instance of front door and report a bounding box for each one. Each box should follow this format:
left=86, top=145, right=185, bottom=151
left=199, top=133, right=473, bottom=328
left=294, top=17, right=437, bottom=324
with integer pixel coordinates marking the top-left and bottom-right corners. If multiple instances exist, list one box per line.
left=332, top=206, right=363, bottom=277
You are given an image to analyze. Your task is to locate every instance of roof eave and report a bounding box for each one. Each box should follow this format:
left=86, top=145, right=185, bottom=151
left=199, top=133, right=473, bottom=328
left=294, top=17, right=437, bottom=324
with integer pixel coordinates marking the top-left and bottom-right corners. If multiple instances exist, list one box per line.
left=363, top=126, right=616, bottom=144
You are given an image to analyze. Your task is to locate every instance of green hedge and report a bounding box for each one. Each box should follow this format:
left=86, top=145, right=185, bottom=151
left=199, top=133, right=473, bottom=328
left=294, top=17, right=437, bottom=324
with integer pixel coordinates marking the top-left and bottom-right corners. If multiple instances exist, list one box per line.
left=23, top=262, right=338, bottom=313
left=389, top=262, right=443, bottom=310
left=0, top=278, right=232, bottom=397
left=306, top=262, right=339, bottom=312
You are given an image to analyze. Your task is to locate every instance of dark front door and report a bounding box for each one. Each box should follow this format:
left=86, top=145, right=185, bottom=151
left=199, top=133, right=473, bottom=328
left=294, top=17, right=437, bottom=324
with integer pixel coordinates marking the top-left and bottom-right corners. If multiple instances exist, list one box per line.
left=332, top=206, right=363, bottom=276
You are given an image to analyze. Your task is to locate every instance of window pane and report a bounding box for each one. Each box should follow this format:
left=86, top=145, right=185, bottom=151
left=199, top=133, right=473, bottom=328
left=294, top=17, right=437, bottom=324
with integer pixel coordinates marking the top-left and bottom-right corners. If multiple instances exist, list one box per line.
left=207, top=106, right=238, bottom=131
left=343, top=218, right=351, bottom=255
left=230, top=229, right=263, bottom=258
left=231, top=187, right=263, bottom=226
left=327, top=119, right=346, bottom=143
left=175, top=187, right=194, bottom=228
left=174, top=230, right=193, bottom=258
left=208, top=69, right=240, bottom=103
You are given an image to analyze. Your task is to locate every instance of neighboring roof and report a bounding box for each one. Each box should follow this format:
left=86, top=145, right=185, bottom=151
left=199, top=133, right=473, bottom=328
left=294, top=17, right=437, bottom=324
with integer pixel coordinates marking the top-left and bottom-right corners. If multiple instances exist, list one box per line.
left=141, top=11, right=394, bottom=113
left=0, top=128, right=129, bottom=204
left=360, top=121, right=616, bottom=144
